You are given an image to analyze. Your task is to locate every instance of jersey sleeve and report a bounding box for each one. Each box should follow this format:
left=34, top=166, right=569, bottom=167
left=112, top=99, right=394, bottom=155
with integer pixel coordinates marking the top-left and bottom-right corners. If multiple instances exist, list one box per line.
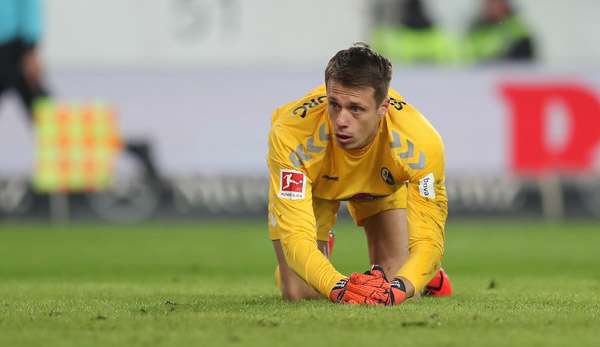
left=267, top=126, right=346, bottom=297
left=393, top=108, right=449, bottom=293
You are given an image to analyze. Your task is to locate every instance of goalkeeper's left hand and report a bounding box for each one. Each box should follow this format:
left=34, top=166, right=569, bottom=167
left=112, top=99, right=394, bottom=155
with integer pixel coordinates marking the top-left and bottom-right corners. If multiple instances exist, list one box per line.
left=348, top=265, right=407, bottom=306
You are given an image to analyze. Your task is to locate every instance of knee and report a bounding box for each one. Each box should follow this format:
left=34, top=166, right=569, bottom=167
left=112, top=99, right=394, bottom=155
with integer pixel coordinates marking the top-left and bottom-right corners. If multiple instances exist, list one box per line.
left=281, top=288, right=306, bottom=302
left=275, top=266, right=306, bottom=301
left=280, top=284, right=314, bottom=302
left=278, top=274, right=322, bottom=301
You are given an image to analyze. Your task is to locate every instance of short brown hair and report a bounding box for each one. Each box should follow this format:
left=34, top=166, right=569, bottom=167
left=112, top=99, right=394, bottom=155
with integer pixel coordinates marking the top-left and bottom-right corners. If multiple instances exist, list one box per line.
left=325, top=43, right=392, bottom=105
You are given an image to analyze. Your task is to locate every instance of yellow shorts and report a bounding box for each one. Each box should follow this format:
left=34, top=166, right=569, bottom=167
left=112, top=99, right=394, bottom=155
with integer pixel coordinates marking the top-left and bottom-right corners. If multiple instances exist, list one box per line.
left=346, top=185, right=408, bottom=227
left=269, top=185, right=408, bottom=241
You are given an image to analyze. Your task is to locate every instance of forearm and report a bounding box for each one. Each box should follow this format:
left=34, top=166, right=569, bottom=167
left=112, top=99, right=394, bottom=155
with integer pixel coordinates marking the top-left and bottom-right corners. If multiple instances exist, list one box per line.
left=403, top=174, right=447, bottom=294
left=396, top=240, right=443, bottom=294
left=280, top=230, right=345, bottom=297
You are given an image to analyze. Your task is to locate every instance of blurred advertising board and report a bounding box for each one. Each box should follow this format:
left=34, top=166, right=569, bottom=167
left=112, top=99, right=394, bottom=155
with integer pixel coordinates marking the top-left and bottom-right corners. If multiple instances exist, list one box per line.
left=1, top=67, right=600, bottom=220
left=4, top=67, right=597, bottom=175
left=2, top=175, right=600, bottom=221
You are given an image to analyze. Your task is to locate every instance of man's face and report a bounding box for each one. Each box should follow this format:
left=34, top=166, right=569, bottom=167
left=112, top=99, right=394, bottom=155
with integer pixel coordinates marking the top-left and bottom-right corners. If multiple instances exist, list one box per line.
left=326, top=80, right=389, bottom=150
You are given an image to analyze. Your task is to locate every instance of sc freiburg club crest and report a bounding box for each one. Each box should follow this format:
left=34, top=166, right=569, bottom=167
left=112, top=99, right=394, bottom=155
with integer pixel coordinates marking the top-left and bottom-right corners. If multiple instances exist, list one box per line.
left=381, top=167, right=395, bottom=186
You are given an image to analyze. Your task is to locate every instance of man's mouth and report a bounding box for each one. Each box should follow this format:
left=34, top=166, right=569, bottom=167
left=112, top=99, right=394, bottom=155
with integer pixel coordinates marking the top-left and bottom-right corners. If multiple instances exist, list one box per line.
left=336, top=133, right=353, bottom=144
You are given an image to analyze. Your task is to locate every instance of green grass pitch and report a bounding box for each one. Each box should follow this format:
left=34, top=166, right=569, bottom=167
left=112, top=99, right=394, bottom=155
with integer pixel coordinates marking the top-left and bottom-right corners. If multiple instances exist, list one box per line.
left=1, top=219, right=599, bottom=346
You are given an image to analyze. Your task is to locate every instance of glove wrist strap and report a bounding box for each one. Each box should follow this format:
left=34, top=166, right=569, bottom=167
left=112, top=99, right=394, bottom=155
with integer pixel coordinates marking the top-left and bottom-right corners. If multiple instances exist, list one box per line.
left=391, top=278, right=406, bottom=292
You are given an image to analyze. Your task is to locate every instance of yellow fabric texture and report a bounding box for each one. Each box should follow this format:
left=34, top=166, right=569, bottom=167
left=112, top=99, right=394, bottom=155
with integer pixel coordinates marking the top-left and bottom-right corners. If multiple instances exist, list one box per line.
left=270, top=197, right=339, bottom=242
left=267, top=85, right=448, bottom=296
left=346, top=184, right=408, bottom=225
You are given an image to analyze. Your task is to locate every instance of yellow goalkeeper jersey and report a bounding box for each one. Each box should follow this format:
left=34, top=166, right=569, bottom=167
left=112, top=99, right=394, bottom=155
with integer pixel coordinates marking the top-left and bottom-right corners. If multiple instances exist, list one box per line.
left=268, top=84, right=447, bottom=296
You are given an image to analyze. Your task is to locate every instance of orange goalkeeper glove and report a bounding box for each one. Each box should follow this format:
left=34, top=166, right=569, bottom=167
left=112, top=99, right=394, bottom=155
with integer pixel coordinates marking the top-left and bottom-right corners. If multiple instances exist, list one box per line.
left=329, top=277, right=387, bottom=305
left=386, top=278, right=408, bottom=306
left=348, top=265, right=408, bottom=306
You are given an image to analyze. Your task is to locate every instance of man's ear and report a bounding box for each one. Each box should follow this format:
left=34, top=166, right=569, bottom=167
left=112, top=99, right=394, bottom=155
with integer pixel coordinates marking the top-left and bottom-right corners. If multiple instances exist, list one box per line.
left=378, top=97, right=390, bottom=117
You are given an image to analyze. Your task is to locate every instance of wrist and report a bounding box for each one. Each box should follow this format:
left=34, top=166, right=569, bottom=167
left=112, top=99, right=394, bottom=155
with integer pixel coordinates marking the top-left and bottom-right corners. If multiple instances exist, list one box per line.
left=391, top=278, right=406, bottom=291
left=329, top=278, right=349, bottom=303
left=386, top=278, right=407, bottom=306
left=392, top=276, right=415, bottom=298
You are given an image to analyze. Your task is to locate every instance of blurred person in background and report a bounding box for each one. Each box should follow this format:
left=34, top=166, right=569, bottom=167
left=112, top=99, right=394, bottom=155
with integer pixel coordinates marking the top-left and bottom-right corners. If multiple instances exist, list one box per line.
left=0, top=0, right=48, bottom=123
left=371, top=0, right=458, bottom=65
left=464, top=0, right=535, bottom=63
left=268, top=43, right=452, bottom=305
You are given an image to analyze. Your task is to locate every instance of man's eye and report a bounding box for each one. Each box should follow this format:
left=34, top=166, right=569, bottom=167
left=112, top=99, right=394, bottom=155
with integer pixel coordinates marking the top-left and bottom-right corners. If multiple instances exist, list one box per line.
left=351, top=106, right=363, bottom=113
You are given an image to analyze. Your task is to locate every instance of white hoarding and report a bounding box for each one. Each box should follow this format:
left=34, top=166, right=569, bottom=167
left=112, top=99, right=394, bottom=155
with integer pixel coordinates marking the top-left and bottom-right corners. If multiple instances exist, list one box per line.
left=2, top=68, right=600, bottom=176
left=42, top=0, right=600, bottom=68
left=44, top=0, right=368, bottom=68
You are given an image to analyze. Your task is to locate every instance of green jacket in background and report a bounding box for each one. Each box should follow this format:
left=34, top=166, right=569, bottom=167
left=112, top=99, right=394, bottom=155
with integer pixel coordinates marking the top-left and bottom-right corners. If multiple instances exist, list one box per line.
left=372, top=26, right=459, bottom=65
left=464, top=15, right=534, bottom=63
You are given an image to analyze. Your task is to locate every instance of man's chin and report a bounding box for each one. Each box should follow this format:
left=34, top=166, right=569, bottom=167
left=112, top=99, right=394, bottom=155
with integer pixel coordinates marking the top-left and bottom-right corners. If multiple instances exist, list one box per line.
left=336, top=140, right=360, bottom=150
left=335, top=139, right=352, bottom=149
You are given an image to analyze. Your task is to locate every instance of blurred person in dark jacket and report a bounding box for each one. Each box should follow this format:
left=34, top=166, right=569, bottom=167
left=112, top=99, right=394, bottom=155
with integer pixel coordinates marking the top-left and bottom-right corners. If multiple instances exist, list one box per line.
left=464, top=0, right=535, bottom=63
left=0, top=0, right=48, bottom=122
left=371, top=0, right=458, bottom=65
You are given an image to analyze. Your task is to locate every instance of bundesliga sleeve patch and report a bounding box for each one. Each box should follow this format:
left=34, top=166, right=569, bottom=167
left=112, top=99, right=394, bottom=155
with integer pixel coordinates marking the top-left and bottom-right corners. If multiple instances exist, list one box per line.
left=419, top=173, right=436, bottom=199
left=278, top=169, right=306, bottom=200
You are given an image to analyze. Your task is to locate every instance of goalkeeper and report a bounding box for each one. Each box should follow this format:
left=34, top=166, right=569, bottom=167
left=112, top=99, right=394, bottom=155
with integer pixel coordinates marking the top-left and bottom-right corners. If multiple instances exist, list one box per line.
left=267, top=43, right=452, bottom=305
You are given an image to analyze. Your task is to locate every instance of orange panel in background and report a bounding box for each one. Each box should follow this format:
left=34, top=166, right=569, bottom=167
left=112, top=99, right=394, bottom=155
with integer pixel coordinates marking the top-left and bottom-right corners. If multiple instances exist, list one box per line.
left=33, top=100, right=123, bottom=193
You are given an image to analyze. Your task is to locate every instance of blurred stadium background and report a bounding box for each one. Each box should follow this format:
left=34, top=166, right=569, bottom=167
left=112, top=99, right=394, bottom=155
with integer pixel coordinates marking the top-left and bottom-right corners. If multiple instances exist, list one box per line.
left=1, top=0, right=600, bottom=222
left=1, top=1, right=600, bottom=345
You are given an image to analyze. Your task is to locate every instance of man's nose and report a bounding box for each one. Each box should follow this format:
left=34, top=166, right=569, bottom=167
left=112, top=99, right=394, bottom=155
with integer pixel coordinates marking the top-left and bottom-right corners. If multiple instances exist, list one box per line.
left=335, top=110, right=350, bottom=129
